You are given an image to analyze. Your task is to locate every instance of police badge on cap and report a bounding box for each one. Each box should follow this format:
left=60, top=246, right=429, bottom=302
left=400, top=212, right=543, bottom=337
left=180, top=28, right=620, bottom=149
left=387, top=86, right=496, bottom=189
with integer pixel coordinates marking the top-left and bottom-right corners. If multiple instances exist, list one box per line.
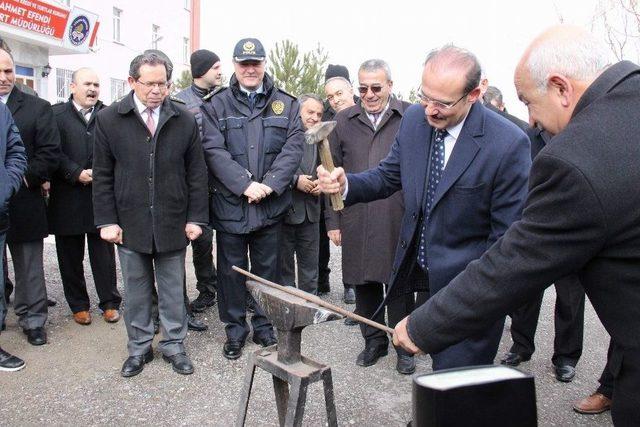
left=233, top=38, right=266, bottom=62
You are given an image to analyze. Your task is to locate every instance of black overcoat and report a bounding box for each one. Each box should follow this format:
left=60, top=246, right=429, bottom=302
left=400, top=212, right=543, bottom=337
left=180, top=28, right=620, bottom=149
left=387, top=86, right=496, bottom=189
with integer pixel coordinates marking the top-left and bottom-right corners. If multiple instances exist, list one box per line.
left=48, top=98, right=105, bottom=235
left=92, top=92, right=209, bottom=254
left=6, top=88, right=60, bottom=243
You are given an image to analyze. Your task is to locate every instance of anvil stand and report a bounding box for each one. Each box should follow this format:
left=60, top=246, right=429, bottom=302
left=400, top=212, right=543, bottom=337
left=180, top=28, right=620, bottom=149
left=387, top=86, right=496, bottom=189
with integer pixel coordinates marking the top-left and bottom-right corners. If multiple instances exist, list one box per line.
left=235, top=280, right=342, bottom=427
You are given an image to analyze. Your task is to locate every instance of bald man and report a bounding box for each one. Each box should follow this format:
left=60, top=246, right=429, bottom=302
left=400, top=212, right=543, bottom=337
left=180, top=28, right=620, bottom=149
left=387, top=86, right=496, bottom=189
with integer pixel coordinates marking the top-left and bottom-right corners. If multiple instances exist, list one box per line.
left=319, top=49, right=531, bottom=371
left=387, top=25, right=640, bottom=423
left=49, top=68, right=121, bottom=326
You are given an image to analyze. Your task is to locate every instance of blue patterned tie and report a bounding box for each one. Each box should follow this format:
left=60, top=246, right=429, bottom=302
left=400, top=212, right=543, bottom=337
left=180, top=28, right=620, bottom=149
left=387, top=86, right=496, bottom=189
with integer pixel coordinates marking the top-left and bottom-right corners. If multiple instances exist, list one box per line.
left=417, top=129, right=447, bottom=270
left=247, top=92, right=257, bottom=110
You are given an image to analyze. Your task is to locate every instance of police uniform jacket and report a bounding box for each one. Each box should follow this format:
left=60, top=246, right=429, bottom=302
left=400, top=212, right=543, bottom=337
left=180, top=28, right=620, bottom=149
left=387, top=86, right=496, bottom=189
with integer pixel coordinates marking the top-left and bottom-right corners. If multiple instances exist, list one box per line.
left=48, top=98, right=105, bottom=235
left=200, top=73, right=304, bottom=234
left=92, top=91, right=209, bottom=254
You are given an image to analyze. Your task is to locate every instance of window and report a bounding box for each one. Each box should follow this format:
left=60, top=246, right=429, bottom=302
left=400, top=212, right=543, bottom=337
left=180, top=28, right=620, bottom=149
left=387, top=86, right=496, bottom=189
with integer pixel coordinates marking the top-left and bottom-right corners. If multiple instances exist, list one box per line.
left=110, top=78, right=127, bottom=102
left=112, top=7, right=122, bottom=42
left=183, top=37, right=190, bottom=64
left=151, top=24, right=160, bottom=49
left=56, top=68, right=73, bottom=102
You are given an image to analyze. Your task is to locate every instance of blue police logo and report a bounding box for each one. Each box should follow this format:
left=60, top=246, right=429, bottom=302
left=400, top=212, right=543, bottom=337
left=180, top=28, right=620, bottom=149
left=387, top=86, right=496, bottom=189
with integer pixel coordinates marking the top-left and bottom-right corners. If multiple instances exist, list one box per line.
left=68, top=15, right=90, bottom=46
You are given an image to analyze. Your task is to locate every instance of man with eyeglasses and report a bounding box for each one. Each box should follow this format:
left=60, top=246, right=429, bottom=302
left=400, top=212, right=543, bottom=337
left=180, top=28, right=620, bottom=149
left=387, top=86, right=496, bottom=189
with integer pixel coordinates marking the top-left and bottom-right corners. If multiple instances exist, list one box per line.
left=318, top=45, right=531, bottom=371
left=200, top=38, right=304, bottom=360
left=325, top=59, right=414, bottom=374
left=93, top=52, right=209, bottom=377
left=322, top=71, right=357, bottom=304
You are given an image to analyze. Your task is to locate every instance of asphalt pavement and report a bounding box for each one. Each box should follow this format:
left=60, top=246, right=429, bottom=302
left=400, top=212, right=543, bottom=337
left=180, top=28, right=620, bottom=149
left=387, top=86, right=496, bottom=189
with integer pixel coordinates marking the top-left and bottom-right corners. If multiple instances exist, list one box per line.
left=1, top=241, right=613, bottom=426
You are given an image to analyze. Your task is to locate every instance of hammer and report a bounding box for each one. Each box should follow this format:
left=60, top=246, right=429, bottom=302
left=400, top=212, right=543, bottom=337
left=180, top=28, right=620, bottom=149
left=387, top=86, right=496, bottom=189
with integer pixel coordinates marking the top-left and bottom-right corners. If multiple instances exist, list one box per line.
left=305, top=121, right=343, bottom=211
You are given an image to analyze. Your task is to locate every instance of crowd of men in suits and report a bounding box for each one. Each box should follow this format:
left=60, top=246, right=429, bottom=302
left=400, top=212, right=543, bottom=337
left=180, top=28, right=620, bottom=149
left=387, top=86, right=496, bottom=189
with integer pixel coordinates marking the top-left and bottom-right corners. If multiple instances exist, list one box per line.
left=0, top=24, right=637, bottom=422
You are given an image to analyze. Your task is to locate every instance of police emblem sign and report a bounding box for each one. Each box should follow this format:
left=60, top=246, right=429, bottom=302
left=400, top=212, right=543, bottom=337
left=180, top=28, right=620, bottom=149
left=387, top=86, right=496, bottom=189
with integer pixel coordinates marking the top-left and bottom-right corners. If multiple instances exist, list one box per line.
left=62, top=7, right=98, bottom=52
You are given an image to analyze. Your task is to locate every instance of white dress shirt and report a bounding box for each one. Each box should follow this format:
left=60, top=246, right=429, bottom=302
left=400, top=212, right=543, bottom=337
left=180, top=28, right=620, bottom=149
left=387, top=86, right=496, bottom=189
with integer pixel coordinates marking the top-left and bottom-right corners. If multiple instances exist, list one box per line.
left=132, top=93, right=161, bottom=125
left=0, top=93, right=9, bottom=104
left=442, top=114, right=467, bottom=167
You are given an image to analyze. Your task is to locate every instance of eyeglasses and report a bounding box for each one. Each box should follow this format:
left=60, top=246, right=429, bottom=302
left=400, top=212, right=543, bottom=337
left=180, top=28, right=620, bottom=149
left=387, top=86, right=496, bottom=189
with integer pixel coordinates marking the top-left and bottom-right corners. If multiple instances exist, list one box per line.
left=417, top=87, right=474, bottom=110
left=136, top=80, right=168, bottom=90
left=358, top=85, right=384, bottom=95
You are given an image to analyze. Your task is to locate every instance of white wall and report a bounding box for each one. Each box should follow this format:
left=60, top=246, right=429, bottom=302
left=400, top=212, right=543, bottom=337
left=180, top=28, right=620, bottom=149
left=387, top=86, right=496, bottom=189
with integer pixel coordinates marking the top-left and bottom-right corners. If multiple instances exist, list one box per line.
left=47, top=0, right=192, bottom=104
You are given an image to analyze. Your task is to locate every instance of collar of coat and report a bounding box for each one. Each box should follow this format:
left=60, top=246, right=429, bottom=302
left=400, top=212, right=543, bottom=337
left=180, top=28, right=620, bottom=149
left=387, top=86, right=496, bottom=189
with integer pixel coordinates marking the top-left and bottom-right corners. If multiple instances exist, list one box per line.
left=228, top=72, right=276, bottom=100
left=347, top=96, right=406, bottom=121
left=65, top=95, right=104, bottom=116
left=116, top=90, right=181, bottom=119
left=572, top=60, right=640, bottom=120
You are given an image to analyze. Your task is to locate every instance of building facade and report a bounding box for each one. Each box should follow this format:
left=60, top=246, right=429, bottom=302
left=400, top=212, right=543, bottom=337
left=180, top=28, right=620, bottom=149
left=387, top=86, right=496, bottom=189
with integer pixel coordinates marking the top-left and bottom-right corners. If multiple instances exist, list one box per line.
left=0, top=0, right=200, bottom=103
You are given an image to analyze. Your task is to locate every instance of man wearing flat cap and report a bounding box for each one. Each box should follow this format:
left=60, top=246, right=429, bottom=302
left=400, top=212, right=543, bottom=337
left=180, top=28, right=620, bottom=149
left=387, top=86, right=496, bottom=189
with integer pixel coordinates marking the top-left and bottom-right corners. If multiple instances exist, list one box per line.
left=175, top=49, right=222, bottom=320
left=201, top=37, right=304, bottom=360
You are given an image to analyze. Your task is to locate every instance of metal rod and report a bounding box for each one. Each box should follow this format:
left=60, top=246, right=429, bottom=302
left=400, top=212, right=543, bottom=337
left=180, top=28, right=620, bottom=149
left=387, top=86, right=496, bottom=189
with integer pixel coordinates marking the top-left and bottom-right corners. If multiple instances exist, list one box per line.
left=232, top=265, right=394, bottom=335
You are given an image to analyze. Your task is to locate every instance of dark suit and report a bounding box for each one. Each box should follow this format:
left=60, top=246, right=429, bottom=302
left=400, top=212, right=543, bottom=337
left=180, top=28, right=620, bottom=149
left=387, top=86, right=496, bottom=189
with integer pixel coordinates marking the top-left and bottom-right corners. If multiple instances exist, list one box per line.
left=280, top=140, right=320, bottom=293
left=5, top=87, right=60, bottom=331
left=93, top=92, right=208, bottom=356
left=49, top=99, right=121, bottom=314
left=407, top=61, right=640, bottom=425
left=508, top=127, right=585, bottom=367
left=346, top=102, right=531, bottom=369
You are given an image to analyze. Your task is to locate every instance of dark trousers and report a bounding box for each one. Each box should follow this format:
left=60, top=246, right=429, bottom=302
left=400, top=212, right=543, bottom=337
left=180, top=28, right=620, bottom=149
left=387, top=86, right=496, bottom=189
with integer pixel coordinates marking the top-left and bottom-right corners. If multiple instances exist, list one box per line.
left=355, top=282, right=415, bottom=350
left=191, top=225, right=217, bottom=294
left=281, top=220, right=319, bottom=294
left=2, top=246, right=11, bottom=303
left=216, top=223, right=279, bottom=342
left=598, top=339, right=615, bottom=399
left=611, top=346, right=640, bottom=426
left=55, top=233, right=121, bottom=313
left=118, top=246, right=187, bottom=357
left=0, top=233, right=6, bottom=330
left=509, top=275, right=585, bottom=366
left=7, top=240, right=48, bottom=330
left=318, top=211, right=331, bottom=291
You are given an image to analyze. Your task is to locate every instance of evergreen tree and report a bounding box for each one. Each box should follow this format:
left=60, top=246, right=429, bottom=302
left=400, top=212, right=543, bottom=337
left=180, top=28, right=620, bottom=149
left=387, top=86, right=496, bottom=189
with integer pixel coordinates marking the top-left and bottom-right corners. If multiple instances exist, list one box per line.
left=268, top=40, right=328, bottom=96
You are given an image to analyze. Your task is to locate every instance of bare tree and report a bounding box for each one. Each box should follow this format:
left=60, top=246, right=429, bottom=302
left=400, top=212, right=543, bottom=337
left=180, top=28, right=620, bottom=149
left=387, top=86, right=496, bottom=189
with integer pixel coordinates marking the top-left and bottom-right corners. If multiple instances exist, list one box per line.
left=592, top=0, right=640, bottom=61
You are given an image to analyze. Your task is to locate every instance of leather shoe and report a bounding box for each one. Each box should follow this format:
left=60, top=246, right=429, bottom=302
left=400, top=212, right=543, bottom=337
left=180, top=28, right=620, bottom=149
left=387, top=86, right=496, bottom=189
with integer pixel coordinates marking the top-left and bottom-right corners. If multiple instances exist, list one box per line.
left=554, top=364, right=576, bottom=382
left=500, top=351, right=531, bottom=366
left=573, top=392, right=612, bottom=414
left=223, top=340, right=244, bottom=360
left=0, top=347, right=25, bottom=372
left=252, top=333, right=277, bottom=347
left=73, top=310, right=92, bottom=325
left=187, top=314, right=208, bottom=331
left=396, top=353, right=416, bottom=375
left=344, top=317, right=358, bottom=326
left=190, top=290, right=216, bottom=313
left=343, top=286, right=356, bottom=304
left=23, top=327, right=47, bottom=346
left=162, top=352, right=194, bottom=375
left=121, top=349, right=154, bottom=377
left=103, top=309, right=120, bottom=323
left=356, top=343, right=388, bottom=367
left=47, top=298, right=57, bottom=307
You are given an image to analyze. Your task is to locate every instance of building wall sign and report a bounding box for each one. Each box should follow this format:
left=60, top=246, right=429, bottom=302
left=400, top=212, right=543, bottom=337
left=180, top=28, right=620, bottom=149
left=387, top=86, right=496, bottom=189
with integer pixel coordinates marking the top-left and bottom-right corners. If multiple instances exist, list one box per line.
left=0, top=0, right=98, bottom=52
left=0, top=0, right=68, bottom=38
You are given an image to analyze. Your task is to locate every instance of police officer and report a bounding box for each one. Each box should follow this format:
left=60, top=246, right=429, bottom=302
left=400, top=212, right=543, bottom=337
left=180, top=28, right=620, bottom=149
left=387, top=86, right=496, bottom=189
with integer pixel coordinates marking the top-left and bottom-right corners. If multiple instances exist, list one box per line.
left=201, top=38, right=304, bottom=360
left=175, top=49, right=221, bottom=314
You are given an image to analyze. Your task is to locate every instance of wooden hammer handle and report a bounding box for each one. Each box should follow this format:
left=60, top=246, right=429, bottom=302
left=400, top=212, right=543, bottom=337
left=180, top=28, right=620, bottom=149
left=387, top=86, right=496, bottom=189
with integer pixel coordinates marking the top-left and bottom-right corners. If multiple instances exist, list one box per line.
left=232, top=266, right=394, bottom=335
left=317, top=139, right=344, bottom=211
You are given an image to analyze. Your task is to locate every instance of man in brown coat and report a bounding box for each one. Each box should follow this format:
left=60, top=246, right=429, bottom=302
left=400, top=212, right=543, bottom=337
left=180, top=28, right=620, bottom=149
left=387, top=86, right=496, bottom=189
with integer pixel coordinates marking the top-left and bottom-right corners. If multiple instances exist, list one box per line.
left=327, top=59, right=415, bottom=374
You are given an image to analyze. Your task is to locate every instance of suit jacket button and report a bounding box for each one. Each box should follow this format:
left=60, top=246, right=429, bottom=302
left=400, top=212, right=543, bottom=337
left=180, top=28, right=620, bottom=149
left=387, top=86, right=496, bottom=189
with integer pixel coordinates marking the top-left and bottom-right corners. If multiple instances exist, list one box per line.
left=401, top=240, right=407, bottom=249
left=411, top=212, right=417, bottom=220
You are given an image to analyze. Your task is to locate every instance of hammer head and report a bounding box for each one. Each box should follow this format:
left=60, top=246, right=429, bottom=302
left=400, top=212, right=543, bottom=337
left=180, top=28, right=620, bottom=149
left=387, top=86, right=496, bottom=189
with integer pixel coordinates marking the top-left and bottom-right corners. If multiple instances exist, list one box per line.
left=305, top=121, right=336, bottom=145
